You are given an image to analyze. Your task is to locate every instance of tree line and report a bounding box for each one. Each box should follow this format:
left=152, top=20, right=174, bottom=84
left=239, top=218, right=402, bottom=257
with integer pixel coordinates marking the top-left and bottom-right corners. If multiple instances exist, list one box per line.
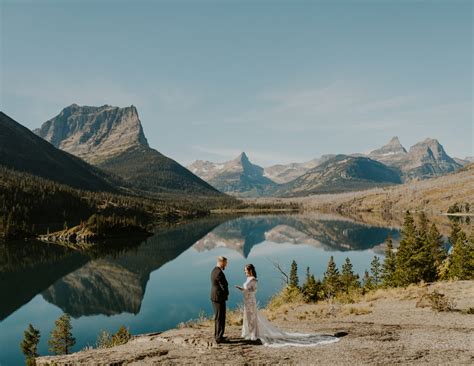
left=0, top=166, right=228, bottom=241
left=286, top=210, right=473, bottom=303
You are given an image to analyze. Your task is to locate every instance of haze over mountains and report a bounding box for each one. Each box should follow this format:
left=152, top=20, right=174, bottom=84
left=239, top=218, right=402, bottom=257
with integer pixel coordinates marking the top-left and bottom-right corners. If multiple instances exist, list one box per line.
left=188, top=136, right=463, bottom=197
left=34, top=105, right=222, bottom=198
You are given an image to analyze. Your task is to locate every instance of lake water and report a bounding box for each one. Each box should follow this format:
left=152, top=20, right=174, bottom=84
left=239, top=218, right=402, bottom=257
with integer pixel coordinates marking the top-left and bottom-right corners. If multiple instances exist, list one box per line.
left=0, top=213, right=402, bottom=365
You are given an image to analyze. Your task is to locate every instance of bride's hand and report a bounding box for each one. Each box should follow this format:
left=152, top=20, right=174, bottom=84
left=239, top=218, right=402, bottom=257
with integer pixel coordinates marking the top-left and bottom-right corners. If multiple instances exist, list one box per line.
left=235, top=285, right=243, bottom=290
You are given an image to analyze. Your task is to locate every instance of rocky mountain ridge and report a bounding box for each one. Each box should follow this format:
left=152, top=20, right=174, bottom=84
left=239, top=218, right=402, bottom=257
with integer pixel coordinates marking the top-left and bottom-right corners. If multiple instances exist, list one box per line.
left=35, top=105, right=222, bottom=198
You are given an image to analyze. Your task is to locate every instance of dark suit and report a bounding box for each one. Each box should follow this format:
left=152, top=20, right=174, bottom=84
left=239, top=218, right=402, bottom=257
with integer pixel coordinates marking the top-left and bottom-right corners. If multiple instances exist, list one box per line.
left=210, top=266, right=229, bottom=341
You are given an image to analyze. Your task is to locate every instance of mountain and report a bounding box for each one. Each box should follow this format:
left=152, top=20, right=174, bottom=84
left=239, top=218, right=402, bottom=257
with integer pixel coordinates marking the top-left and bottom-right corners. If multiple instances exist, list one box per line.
left=367, top=137, right=461, bottom=181
left=368, top=136, right=408, bottom=165
left=394, top=138, right=461, bottom=181
left=34, top=104, right=148, bottom=164
left=0, top=111, right=117, bottom=192
left=273, top=155, right=402, bottom=197
left=263, top=155, right=336, bottom=184
left=309, top=161, right=474, bottom=214
left=35, top=105, right=222, bottom=198
left=187, top=152, right=276, bottom=197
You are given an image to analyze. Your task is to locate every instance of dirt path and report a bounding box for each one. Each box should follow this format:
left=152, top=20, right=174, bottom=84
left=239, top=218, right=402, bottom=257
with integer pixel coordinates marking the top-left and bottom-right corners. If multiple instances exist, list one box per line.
left=37, top=281, right=474, bottom=365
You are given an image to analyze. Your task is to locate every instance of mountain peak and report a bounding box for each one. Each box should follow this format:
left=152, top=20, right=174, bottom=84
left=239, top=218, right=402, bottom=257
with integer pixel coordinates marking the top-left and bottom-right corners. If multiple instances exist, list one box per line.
left=410, top=137, right=442, bottom=152
left=236, top=152, right=249, bottom=161
left=35, top=104, right=149, bottom=164
left=388, top=136, right=402, bottom=145
left=369, top=136, right=407, bottom=160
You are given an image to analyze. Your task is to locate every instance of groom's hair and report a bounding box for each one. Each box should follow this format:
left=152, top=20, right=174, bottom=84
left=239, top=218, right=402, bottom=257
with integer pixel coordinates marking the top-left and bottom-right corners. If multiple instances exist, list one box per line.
left=217, top=256, right=227, bottom=262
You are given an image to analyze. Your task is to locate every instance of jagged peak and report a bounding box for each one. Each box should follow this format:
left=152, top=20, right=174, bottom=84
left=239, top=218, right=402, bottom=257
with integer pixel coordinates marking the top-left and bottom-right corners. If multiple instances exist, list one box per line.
left=369, top=136, right=407, bottom=156
left=237, top=152, right=249, bottom=161
left=388, top=136, right=402, bottom=145
left=410, top=138, right=443, bottom=151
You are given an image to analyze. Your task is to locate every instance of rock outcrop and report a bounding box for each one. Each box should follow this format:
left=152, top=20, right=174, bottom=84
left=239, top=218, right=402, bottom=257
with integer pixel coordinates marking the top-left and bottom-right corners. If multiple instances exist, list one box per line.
left=188, top=152, right=275, bottom=197
left=35, top=105, right=222, bottom=198
left=34, top=104, right=148, bottom=164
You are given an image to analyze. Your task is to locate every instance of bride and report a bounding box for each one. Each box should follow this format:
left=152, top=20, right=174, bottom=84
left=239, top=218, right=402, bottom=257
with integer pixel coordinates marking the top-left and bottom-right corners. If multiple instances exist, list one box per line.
left=236, top=264, right=340, bottom=347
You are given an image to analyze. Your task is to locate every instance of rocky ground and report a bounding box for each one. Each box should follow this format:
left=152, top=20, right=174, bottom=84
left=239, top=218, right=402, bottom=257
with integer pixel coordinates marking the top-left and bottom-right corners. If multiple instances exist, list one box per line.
left=37, top=281, right=474, bottom=365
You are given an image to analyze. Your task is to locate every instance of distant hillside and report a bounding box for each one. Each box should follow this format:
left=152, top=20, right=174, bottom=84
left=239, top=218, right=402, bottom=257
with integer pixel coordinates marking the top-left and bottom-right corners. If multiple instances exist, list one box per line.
left=35, top=105, right=223, bottom=198
left=263, top=155, right=335, bottom=184
left=188, top=153, right=276, bottom=197
left=299, top=162, right=474, bottom=214
left=97, top=145, right=226, bottom=198
left=0, top=112, right=117, bottom=192
left=0, top=166, right=212, bottom=241
left=273, top=155, right=402, bottom=197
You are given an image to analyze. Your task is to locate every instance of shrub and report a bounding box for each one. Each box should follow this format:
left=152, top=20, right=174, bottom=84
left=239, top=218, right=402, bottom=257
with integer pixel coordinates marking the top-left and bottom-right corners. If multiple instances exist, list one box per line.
left=95, top=325, right=131, bottom=349
left=267, top=286, right=305, bottom=310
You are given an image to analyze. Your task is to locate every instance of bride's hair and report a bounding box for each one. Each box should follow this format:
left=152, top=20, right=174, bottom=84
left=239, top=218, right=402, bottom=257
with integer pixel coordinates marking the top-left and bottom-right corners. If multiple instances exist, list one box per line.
left=245, top=264, right=257, bottom=279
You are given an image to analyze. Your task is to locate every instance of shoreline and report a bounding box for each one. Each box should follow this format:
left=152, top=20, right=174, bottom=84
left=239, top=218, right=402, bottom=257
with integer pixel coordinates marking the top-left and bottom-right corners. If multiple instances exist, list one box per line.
left=36, top=280, right=474, bottom=365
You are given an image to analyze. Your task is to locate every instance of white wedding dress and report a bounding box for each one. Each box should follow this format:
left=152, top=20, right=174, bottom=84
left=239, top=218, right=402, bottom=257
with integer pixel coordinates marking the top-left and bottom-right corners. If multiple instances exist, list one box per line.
left=240, top=277, right=340, bottom=347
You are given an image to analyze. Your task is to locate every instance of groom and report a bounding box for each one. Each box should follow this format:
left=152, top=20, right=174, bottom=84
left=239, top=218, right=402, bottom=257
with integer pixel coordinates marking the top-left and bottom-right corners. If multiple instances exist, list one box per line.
left=210, top=256, right=229, bottom=343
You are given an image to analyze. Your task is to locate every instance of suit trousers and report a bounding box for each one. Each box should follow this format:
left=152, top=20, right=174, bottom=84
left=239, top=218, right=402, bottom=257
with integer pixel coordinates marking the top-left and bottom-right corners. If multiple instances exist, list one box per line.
left=212, top=300, right=226, bottom=341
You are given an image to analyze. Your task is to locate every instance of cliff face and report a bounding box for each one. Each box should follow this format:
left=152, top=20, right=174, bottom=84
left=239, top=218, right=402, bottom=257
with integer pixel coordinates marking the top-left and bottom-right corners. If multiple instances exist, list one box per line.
left=35, top=105, right=223, bottom=197
left=397, top=138, right=461, bottom=180
left=368, top=137, right=461, bottom=181
left=35, top=104, right=148, bottom=164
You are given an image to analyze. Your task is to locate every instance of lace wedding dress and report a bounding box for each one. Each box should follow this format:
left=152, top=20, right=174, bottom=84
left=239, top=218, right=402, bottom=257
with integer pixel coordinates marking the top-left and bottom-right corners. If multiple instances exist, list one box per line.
left=241, top=277, right=339, bottom=347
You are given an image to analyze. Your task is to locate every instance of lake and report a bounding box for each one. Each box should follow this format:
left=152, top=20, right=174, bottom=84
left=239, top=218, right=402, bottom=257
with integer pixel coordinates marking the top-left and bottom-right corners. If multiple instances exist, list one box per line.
left=0, top=213, right=402, bottom=365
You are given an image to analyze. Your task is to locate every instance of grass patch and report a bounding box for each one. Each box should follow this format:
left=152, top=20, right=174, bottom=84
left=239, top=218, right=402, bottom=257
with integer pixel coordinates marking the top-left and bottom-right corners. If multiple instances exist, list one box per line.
left=341, top=306, right=372, bottom=316
left=267, top=286, right=305, bottom=311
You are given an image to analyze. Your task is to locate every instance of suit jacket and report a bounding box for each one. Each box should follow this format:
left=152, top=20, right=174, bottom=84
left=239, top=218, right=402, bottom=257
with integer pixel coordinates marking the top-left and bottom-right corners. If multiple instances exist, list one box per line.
left=210, top=266, right=229, bottom=302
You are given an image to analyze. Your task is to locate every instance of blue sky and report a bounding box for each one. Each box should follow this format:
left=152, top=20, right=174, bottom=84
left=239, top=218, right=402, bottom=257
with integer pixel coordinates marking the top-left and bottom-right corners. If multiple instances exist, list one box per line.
left=1, top=0, right=472, bottom=166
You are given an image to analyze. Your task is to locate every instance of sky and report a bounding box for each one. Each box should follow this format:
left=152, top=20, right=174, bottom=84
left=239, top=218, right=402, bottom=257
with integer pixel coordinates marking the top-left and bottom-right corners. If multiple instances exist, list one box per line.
left=1, top=0, right=472, bottom=166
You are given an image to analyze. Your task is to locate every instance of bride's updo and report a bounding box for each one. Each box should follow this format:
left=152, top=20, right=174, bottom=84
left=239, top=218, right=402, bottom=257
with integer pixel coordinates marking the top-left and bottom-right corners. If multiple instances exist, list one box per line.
left=245, top=264, right=257, bottom=279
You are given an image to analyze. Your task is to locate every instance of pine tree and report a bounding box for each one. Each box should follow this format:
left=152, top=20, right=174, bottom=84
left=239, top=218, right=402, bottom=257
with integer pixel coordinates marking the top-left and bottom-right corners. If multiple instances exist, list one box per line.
left=382, top=235, right=397, bottom=287
left=301, top=267, right=321, bottom=303
left=447, top=230, right=473, bottom=280
left=395, top=210, right=436, bottom=285
left=417, top=212, right=429, bottom=242
left=323, top=256, right=341, bottom=298
left=341, top=257, right=359, bottom=293
left=20, top=324, right=40, bottom=366
left=289, top=260, right=299, bottom=288
left=395, top=211, right=418, bottom=285
left=427, top=223, right=447, bottom=273
left=362, top=270, right=374, bottom=291
left=48, top=313, right=76, bottom=355
left=370, top=256, right=382, bottom=287
left=448, top=221, right=462, bottom=247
